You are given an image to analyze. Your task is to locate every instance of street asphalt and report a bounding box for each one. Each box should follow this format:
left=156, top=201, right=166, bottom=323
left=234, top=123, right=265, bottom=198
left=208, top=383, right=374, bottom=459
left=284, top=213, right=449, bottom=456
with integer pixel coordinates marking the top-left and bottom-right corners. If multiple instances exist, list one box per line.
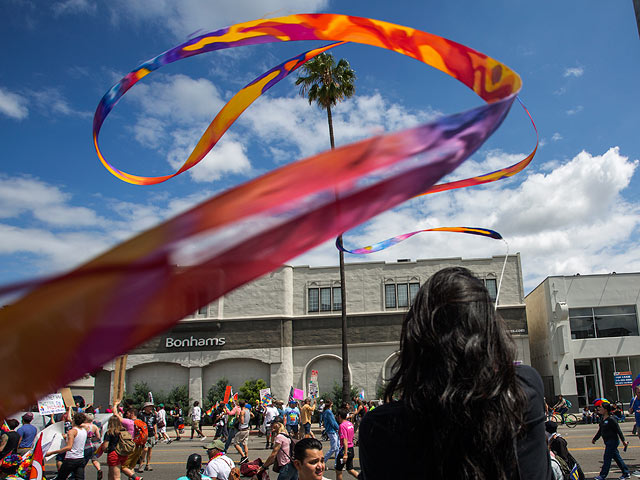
left=42, top=421, right=640, bottom=479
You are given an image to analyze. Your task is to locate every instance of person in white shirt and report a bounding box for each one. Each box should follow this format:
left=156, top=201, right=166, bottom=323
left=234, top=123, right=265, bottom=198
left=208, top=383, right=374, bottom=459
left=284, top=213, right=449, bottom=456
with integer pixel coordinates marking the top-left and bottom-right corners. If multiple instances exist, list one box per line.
left=190, top=401, right=206, bottom=440
left=157, top=404, right=172, bottom=443
left=46, top=412, right=89, bottom=480
left=203, top=440, right=235, bottom=480
left=263, top=403, right=279, bottom=449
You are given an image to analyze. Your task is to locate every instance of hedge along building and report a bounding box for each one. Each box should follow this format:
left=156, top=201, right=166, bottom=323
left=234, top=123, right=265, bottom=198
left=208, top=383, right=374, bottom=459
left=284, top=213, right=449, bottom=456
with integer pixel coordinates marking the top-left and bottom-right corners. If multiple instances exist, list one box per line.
left=93, top=254, right=530, bottom=406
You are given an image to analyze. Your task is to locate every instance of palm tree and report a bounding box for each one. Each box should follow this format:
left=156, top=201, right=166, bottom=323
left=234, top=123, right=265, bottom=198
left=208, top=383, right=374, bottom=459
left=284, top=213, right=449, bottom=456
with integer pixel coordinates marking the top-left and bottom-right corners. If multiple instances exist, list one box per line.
left=296, top=53, right=356, bottom=404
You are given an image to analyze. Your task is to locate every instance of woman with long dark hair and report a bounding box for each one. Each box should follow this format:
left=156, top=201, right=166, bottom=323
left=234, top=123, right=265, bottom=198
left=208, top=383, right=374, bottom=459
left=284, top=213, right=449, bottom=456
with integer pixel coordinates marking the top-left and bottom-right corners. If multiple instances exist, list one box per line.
left=176, top=453, right=212, bottom=480
left=359, top=267, right=551, bottom=479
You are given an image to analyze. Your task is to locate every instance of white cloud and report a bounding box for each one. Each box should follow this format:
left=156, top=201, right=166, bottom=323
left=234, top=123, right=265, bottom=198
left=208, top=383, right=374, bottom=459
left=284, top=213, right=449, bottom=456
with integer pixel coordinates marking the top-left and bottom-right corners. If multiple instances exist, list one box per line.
left=566, top=105, right=583, bottom=116
left=0, top=176, right=100, bottom=227
left=243, top=91, right=441, bottom=160
left=29, top=88, right=91, bottom=118
left=293, top=147, right=640, bottom=292
left=0, top=87, right=28, bottom=120
left=52, top=0, right=96, bottom=16
left=563, top=66, right=584, bottom=78
left=110, top=0, right=329, bottom=37
left=552, top=132, right=563, bottom=141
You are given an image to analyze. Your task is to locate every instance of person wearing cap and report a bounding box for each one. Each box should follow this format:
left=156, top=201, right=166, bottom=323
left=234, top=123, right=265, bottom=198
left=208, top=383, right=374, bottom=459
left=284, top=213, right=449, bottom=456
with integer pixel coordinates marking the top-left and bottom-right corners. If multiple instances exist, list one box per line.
left=177, top=453, right=213, bottom=480
left=138, top=401, right=158, bottom=472
left=203, top=439, right=235, bottom=480
left=16, top=412, right=38, bottom=455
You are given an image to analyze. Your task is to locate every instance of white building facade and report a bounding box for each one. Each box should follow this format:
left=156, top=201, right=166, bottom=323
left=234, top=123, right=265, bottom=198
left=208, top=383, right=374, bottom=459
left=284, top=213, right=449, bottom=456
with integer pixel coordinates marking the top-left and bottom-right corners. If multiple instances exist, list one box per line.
left=525, top=273, right=640, bottom=410
left=93, top=254, right=529, bottom=407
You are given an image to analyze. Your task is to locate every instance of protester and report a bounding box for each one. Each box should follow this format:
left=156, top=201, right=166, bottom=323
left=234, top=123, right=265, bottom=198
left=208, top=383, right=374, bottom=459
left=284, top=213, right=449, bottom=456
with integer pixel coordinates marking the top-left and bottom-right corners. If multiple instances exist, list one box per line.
left=0, top=419, right=20, bottom=460
left=592, top=401, right=631, bottom=479
left=300, top=399, right=316, bottom=439
left=81, top=412, right=104, bottom=480
left=320, top=400, right=339, bottom=468
left=257, top=419, right=297, bottom=480
left=190, top=401, right=207, bottom=441
left=46, top=412, right=89, bottom=480
left=224, top=401, right=240, bottom=453
left=630, top=386, right=640, bottom=439
left=16, top=412, right=37, bottom=455
left=359, top=266, right=552, bottom=479
left=231, top=400, right=252, bottom=464
left=213, top=405, right=227, bottom=442
left=112, top=402, right=146, bottom=478
left=95, top=415, right=143, bottom=480
left=157, top=404, right=172, bottom=444
left=263, top=402, right=279, bottom=449
left=335, top=409, right=358, bottom=480
left=177, top=453, right=213, bottom=480
left=293, top=438, right=329, bottom=480
left=203, top=439, right=235, bottom=480
left=138, top=402, right=158, bottom=472
left=545, top=421, right=584, bottom=480
left=284, top=401, right=301, bottom=439
left=172, top=404, right=184, bottom=441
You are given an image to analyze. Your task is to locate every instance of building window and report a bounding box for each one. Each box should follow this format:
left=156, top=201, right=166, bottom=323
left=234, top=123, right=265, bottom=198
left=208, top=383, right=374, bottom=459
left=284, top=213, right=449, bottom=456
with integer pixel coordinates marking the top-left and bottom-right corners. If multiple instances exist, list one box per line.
left=308, top=286, right=342, bottom=313
left=332, top=287, right=342, bottom=311
left=385, top=282, right=420, bottom=309
left=569, top=305, right=639, bottom=339
left=308, top=288, right=319, bottom=312
left=482, top=278, right=497, bottom=301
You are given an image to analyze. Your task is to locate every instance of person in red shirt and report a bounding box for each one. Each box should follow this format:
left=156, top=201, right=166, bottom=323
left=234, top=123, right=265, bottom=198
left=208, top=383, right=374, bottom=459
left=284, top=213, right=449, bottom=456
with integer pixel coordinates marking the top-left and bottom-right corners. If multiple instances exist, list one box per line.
left=336, top=409, right=358, bottom=480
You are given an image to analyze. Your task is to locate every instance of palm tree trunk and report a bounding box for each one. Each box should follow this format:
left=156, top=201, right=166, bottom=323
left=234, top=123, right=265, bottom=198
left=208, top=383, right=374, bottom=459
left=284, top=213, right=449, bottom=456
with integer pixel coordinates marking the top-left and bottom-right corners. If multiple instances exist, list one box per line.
left=327, top=105, right=350, bottom=405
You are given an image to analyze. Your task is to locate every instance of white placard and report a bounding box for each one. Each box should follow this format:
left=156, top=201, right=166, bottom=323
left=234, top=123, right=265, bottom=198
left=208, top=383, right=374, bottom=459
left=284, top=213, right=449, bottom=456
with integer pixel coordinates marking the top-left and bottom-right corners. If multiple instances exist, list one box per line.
left=37, top=393, right=66, bottom=416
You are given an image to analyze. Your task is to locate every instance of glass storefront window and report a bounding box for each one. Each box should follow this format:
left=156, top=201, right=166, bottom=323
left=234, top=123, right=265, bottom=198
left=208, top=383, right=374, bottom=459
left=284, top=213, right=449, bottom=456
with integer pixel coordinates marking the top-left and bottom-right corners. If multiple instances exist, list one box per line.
left=569, top=306, right=639, bottom=339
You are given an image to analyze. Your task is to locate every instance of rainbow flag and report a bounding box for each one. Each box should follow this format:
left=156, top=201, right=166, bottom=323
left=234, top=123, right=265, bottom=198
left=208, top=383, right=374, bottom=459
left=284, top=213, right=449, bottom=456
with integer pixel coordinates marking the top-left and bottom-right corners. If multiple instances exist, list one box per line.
left=205, top=405, right=214, bottom=416
left=1, top=420, right=9, bottom=433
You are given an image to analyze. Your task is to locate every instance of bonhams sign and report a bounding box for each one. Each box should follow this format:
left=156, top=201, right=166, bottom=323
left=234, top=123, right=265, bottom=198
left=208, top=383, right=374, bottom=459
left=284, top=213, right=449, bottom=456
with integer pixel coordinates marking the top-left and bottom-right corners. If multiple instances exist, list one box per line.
left=165, top=336, right=226, bottom=348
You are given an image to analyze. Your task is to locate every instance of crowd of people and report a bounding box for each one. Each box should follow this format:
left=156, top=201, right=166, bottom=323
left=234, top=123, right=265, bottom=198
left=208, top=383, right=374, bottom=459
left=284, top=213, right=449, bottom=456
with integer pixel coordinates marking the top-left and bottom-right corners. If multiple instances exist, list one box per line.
left=6, top=267, right=640, bottom=480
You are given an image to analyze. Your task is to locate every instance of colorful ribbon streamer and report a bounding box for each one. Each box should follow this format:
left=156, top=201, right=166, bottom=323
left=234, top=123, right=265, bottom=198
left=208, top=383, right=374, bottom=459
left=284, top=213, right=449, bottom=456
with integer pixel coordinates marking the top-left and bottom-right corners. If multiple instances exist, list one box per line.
left=337, top=227, right=503, bottom=255
left=0, top=14, right=536, bottom=417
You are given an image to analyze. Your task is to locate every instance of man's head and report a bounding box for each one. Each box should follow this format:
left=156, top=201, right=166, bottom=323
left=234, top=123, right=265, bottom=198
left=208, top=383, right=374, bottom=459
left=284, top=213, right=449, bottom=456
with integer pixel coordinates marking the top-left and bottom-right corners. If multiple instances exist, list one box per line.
left=203, top=439, right=226, bottom=458
left=324, top=399, right=332, bottom=408
left=336, top=408, right=348, bottom=423
left=304, top=398, right=311, bottom=405
left=6, top=419, right=19, bottom=430
left=21, top=412, right=34, bottom=424
left=142, top=402, right=154, bottom=414
left=194, top=401, right=199, bottom=407
left=289, top=400, right=297, bottom=408
left=239, top=400, right=246, bottom=408
left=544, top=421, right=558, bottom=434
left=73, top=412, right=87, bottom=426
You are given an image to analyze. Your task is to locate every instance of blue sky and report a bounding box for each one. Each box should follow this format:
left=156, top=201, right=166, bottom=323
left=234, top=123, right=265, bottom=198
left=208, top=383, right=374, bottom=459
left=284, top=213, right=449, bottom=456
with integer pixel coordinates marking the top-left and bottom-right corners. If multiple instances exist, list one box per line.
left=1, top=0, right=639, bottom=294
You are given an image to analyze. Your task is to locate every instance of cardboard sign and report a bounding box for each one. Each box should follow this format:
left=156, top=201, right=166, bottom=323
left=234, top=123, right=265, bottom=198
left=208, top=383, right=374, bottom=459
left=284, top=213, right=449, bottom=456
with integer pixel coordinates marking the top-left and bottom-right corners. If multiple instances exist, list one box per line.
left=223, top=386, right=232, bottom=404
left=112, top=355, right=127, bottom=402
left=37, top=393, right=66, bottom=415
left=309, top=382, right=319, bottom=399
left=293, top=388, right=304, bottom=400
left=259, top=388, right=273, bottom=405
left=59, top=387, right=75, bottom=408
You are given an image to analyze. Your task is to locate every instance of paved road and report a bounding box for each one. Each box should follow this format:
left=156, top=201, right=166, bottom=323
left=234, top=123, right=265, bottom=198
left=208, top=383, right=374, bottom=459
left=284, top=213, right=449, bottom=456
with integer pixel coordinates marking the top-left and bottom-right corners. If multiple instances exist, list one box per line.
left=44, top=421, right=640, bottom=479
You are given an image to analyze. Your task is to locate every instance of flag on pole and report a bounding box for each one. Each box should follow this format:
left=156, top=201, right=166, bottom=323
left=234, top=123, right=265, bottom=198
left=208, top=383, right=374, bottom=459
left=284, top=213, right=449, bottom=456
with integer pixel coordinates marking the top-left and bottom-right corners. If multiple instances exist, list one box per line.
left=223, top=386, right=232, bottom=404
left=233, top=392, right=238, bottom=403
left=29, top=434, right=44, bottom=480
left=358, top=389, right=365, bottom=400
left=288, top=386, right=295, bottom=404
left=1, top=420, right=9, bottom=432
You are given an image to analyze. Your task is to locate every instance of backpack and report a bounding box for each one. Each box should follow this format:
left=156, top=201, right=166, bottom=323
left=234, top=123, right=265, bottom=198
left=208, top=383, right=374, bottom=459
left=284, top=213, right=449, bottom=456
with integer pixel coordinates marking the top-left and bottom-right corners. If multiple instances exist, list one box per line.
left=552, top=454, right=571, bottom=480
left=115, top=430, right=135, bottom=456
left=272, top=433, right=296, bottom=473
left=133, top=419, right=148, bottom=446
left=565, top=398, right=572, bottom=408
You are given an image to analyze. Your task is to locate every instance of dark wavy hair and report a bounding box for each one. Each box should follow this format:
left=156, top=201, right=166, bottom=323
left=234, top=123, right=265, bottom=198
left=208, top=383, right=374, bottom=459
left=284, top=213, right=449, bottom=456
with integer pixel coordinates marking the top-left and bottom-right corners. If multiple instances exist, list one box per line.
left=384, top=266, right=525, bottom=479
left=294, top=437, right=323, bottom=461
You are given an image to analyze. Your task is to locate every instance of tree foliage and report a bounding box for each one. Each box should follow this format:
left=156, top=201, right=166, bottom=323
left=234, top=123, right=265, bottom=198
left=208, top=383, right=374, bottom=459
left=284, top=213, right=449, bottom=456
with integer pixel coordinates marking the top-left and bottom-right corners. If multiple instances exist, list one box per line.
left=206, top=377, right=230, bottom=407
left=239, top=378, right=268, bottom=405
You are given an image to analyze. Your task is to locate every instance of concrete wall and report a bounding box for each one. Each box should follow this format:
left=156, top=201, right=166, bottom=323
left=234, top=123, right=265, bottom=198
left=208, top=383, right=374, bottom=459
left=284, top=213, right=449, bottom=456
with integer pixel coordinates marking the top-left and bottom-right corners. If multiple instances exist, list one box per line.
left=126, top=362, right=189, bottom=397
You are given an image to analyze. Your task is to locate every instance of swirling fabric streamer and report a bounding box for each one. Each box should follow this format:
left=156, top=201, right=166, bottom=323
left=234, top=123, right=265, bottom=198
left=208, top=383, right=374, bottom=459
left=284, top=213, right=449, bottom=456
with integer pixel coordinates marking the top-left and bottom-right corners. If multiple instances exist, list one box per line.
left=0, top=14, right=536, bottom=417
left=336, top=227, right=503, bottom=255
